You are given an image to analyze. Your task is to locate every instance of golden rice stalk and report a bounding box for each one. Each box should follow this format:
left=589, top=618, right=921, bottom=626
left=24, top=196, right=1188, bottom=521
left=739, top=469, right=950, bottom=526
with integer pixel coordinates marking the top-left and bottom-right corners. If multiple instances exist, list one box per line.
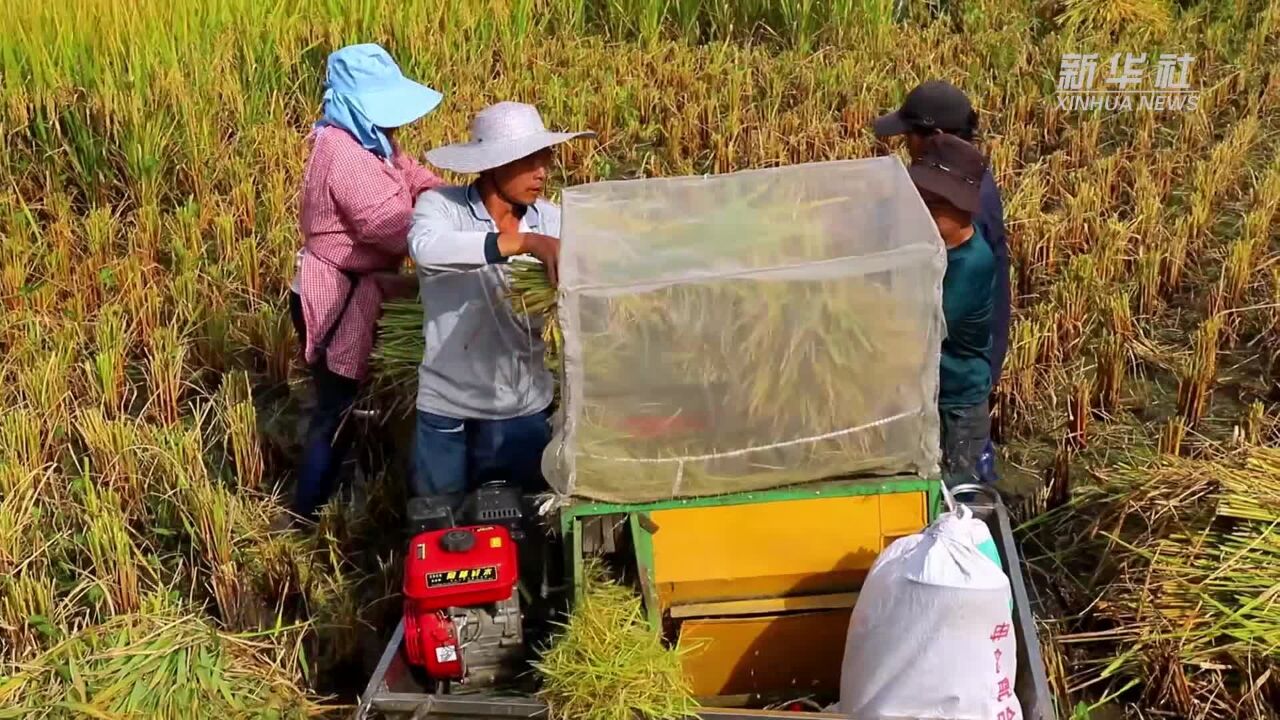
left=88, top=304, right=133, bottom=416
left=1268, top=265, right=1280, bottom=343
left=0, top=613, right=318, bottom=718
left=1095, top=332, right=1126, bottom=412
left=146, top=326, right=188, bottom=425
left=1003, top=313, right=1050, bottom=436
left=507, top=258, right=561, bottom=370
left=535, top=562, right=696, bottom=720
left=240, top=304, right=294, bottom=388
left=1236, top=400, right=1267, bottom=447
left=217, top=370, right=264, bottom=492
left=0, top=409, right=48, bottom=471
left=77, top=408, right=149, bottom=514
left=372, top=259, right=561, bottom=412
left=1136, top=245, right=1163, bottom=317
left=1175, top=315, right=1221, bottom=429
left=1131, top=108, right=1157, bottom=155
left=1161, top=218, right=1191, bottom=295
left=1093, top=216, right=1130, bottom=285
left=75, top=475, right=149, bottom=616
left=1196, top=111, right=1254, bottom=199
left=82, top=207, right=119, bottom=275
left=0, top=572, right=57, bottom=667
left=1067, top=375, right=1091, bottom=449
left=17, top=342, right=75, bottom=422
left=121, top=257, right=165, bottom=346
left=1253, top=154, right=1280, bottom=218
left=1047, top=449, right=1279, bottom=716
left=1105, top=290, right=1134, bottom=339
left=0, top=467, right=44, bottom=580
left=368, top=297, right=425, bottom=414
left=1210, top=236, right=1259, bottom=336
left=1057, top=0, right=1172, bottom=37
left=1045, top=440, right=1073, bottom=511
left=1053, top=254, right=1098, bottom=354
left=168, top=426, right=259, bottom=628
left=1159, top=415, right=1187, bottom=456
left=1243, top=204, right=1275, bottom=249
left=1131, top=163, right=1163, bottom=241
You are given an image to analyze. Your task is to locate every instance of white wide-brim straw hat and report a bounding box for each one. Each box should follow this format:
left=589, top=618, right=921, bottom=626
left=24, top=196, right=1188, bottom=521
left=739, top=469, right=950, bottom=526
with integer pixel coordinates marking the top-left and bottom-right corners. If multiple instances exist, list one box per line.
left=426, top=101, right=594, bottom=174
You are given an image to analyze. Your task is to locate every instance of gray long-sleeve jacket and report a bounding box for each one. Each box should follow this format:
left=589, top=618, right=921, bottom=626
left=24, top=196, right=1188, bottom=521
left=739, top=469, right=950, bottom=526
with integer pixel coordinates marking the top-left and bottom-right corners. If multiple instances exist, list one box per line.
left=407, top=183, right=557, bottom=420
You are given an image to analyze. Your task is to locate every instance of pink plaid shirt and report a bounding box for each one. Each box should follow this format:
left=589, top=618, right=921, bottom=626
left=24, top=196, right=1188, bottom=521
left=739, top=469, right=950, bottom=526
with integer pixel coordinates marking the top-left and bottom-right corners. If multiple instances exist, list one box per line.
left=293, top=125, right=443, bottom=379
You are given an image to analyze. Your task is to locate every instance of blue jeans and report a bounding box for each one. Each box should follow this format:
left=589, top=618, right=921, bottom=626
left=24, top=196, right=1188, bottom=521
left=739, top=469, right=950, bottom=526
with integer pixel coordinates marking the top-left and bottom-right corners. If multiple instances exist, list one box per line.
left=412, top=409, right=552, bottom=498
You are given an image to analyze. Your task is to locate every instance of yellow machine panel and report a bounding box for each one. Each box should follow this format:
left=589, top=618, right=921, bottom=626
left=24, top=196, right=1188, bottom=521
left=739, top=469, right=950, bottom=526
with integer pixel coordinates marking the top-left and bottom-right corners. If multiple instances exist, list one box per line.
left=649, top=491, right=926, bottom=607
left=677, top=610, right=852, bottom=698
left=879, top=490, right=929, bottom=548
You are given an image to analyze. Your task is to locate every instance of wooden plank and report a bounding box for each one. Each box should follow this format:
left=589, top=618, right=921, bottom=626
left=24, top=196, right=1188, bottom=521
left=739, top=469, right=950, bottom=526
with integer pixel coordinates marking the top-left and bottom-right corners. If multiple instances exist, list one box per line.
left=580, top=515, right=605, bottom=554
left=571, top=517, right=584, bottom=605
left=629, top=512, right=662, bottom=631
left=669, top=592, right=859, bottom=619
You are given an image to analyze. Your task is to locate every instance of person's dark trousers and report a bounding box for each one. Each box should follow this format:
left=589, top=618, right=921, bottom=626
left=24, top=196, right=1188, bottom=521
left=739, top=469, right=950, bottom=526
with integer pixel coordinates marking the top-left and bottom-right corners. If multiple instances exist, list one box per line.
left=290, top=291, right=360, bottom=521
left=940, top=398, right=991, bottom=489
left=412, top=408, right=553, bottom=499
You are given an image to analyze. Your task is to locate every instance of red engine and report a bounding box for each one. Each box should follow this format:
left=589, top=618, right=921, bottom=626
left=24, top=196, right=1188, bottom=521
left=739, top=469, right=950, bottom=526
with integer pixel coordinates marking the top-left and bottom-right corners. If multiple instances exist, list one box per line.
left=402, top=525, right=519, bottom=681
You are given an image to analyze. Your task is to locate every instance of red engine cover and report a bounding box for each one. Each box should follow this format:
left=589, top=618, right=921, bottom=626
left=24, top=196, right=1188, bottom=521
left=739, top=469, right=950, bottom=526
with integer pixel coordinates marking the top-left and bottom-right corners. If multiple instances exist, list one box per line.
left=403, top=525, right=518, bottom=609
left=402, top=525, right=518, bottom=675
left=404, top=610, right=463, bottom=679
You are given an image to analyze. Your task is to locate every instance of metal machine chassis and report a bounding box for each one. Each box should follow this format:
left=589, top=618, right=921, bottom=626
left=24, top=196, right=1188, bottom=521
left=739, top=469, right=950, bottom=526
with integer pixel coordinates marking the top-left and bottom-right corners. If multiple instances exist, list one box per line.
left=356, top=479, right=1056, bottom=719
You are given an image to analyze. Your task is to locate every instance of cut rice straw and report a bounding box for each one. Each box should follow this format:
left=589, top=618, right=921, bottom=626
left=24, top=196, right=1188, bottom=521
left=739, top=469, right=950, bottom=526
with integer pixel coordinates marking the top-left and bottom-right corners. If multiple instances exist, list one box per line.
left=534, top=561, right=697, bottom=720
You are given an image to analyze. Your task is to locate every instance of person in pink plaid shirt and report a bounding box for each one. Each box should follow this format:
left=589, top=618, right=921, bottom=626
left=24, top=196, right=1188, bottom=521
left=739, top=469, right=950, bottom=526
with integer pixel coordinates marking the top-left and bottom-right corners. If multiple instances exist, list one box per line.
left=287, top=43, right=445, bottom=522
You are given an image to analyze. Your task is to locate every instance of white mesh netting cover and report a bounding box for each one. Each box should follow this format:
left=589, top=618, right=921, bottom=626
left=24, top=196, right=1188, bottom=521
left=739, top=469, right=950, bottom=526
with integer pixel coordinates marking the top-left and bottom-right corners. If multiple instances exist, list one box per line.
left=542, top=156, right=945, bottom=502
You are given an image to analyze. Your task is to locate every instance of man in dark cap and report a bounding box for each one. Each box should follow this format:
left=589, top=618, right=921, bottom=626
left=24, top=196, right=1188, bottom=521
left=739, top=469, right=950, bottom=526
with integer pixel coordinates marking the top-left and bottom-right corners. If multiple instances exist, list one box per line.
left=873, top=79, right=1008, bottom=485
left=908, top=134, right=996, bottom=488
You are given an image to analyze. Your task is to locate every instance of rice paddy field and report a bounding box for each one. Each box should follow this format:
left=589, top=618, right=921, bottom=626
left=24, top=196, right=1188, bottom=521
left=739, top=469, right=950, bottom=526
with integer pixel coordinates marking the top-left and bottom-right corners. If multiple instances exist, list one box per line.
left=1, top=0, right=1278, bottom=717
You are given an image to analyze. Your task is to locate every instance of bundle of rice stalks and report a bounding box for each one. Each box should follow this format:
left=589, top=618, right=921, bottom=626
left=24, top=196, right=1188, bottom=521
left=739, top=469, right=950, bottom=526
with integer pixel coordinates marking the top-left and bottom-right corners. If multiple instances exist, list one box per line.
left=0, top=613, right=320, bottom=719
left=369, top=297, right=426, bottom=415
left=507, top=258, right=561, bottom=367
left=1039, top=448, right=1280, bottom=718
left=534, top=563, right=696, bottom=720
left=1056, top=0, right=1173, bottom=37
left=370, top=260, right=559, bottom=415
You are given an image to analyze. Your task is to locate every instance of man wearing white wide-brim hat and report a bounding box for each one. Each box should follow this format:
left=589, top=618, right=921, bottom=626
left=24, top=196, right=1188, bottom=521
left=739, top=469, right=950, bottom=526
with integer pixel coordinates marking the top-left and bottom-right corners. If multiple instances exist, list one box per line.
left=407, top=101, right=593, bottom=502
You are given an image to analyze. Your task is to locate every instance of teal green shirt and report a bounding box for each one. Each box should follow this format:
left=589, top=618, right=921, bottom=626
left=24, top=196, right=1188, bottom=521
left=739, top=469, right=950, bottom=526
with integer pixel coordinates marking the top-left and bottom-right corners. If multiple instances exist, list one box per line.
left=940, top=226, right=995, bottom=409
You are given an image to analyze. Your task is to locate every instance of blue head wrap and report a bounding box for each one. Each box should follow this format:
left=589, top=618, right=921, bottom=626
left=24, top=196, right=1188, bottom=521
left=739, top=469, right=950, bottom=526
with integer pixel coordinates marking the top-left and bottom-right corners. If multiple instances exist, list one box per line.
left=317, top=44, right=443, bottom=159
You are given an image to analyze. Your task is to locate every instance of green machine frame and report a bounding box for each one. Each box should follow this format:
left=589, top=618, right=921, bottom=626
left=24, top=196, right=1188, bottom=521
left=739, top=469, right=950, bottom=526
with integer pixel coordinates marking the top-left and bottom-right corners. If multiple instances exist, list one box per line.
left=556, top=473, right=944, bottom=630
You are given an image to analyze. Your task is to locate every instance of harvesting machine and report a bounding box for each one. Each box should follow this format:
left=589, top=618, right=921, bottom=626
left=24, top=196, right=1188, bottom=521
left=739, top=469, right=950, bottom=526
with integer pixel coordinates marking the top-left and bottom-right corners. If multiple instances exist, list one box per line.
left=355, top=158, right=1057, bottom=719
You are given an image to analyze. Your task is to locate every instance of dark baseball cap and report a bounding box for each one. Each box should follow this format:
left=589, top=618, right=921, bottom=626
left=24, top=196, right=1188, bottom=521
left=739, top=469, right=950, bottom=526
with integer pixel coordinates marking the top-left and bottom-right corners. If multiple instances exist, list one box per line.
left=873, top=80, right=975, bottom=137
left=908, top=134, right=988, bottom=214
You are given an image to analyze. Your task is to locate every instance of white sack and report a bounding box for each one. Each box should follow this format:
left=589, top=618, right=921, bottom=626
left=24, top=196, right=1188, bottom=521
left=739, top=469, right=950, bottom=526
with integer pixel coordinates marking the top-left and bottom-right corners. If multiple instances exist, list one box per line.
left=839, top=506, right=1023, bottom=720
